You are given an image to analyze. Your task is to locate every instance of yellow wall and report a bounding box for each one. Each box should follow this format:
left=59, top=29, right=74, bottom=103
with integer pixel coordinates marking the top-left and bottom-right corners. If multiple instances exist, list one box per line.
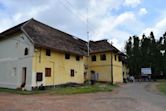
left=32, top=48, right=84, bottom=86
left=88, top=52, right=112, bottom=81
left=87, top=52, right=123, bottom=83
left=32, top=48, right=123, bottom=86
left=83, top=56, right=88, bottom=80
left=112, top=53, right=123, bottom=83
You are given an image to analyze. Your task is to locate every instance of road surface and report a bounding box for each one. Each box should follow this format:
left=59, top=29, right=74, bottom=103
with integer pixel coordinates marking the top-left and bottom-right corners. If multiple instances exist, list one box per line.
left=0, top=82, right=165, bottom=111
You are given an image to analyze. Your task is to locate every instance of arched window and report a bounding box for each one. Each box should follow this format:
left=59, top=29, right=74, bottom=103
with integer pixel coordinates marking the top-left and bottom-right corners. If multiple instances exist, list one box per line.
left=24, top=48, right=28, bottom=55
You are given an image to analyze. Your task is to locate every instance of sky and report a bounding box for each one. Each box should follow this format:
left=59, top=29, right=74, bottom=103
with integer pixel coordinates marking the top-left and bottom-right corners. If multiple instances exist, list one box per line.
left=0, top=0, right=166, bottom=51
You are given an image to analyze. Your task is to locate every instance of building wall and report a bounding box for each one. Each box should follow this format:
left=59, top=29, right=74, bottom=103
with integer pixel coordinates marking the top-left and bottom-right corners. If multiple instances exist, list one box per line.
left=83, top=56, right=88, bottom=80
left=87, top=52, right=123, bottom=83
left=0, top=32, right=123, bottom=90
left=32, top=48, right=84, bottom=87
left=0, top=32, right=34, bottom=90
left=112, top=53, right=123, bottom=83
left=88, top=52, right=112, bottom=82
left=122, top=63, right=129, bottom=79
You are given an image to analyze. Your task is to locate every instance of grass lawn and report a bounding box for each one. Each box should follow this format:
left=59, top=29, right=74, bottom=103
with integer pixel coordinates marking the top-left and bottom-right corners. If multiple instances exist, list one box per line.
left=0, top=83, right=117, bottom=95
left=157, top=80, right=166, bottom=95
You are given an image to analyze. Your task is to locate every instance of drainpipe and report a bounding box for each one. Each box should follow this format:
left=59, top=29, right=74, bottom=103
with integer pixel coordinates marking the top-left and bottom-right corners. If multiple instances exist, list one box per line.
left=111, top=52, right=114, bottom=84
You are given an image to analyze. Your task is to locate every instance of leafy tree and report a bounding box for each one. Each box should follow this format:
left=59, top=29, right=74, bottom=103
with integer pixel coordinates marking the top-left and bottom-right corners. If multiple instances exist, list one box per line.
left=125, top=32, right=166, bottom=78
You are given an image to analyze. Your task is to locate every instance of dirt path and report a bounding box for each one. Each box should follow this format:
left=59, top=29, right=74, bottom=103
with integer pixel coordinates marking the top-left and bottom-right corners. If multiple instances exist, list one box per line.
left=115, top=82, right=166, bottom=111
left=0, top=82, right=165, bottom=111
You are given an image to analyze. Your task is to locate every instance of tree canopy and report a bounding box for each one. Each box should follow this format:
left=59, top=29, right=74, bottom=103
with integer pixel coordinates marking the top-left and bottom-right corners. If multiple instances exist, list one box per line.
left=125, top=32, right=166, bottom=78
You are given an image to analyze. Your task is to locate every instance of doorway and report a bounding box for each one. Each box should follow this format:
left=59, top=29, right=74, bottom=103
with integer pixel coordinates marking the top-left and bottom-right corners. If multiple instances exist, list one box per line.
left=21, top=67, right=27, bottom=88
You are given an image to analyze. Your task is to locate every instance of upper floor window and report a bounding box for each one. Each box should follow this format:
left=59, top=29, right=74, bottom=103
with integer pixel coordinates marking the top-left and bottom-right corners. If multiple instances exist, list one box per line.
left=24, top=48, right=29, bottom=55
left=114, top=55, right=117, bottom=61
left=65, top=53, right=70, bottom=59
left=76, top=55, right=80, bottom=61
left=118, top=56, right=121, bottom=61
left=91, top=55, right=96, bottom=61
left=100, top=54, right=106, bottom=61
left=46, top=49, right=51, bottom=56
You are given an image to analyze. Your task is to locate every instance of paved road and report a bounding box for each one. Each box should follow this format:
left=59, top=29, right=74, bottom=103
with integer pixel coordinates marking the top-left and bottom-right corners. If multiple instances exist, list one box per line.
left=0, top=82, right=165, bottom=111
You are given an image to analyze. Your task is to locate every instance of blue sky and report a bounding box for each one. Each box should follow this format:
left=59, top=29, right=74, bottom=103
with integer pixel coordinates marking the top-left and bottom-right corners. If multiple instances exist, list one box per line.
left=0, top=0, right=166, bottom=50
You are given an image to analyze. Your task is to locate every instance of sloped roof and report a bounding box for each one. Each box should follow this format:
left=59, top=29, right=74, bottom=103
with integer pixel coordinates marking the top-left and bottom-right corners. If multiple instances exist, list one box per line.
left=117, top=52, right=127, bottom=63
left=1, top=19, right=87, bottom=56
left=0, top=19, right=121, bottom=56
left=22, top=19, right=87, bottom=55
left=89, top=40, right=119, bottom=53
left=1, top=21, right=28, bottom=36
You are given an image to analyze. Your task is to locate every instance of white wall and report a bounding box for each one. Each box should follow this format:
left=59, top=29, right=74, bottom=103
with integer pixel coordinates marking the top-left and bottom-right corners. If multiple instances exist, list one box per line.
left=0, top=32, right=34, bottom=90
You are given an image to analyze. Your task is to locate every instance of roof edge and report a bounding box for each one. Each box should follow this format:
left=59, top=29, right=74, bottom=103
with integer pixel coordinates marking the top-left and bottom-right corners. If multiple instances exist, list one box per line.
left=21, top=18, right=34, bottom=45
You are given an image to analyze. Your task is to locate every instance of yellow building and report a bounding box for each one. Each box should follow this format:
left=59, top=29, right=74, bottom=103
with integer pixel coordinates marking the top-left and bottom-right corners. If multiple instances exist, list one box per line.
left=120, top=53, right=129, bottom=80
left=0, top=19, right=87, bottom=90
left=0, top=19, right=125, bottom=90
left=85, top=40, right=123, bottom=83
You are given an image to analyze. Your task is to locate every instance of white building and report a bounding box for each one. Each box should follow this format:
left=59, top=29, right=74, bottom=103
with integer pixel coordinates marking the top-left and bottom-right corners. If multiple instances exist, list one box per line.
left=0, top=30, right=34, bottom=90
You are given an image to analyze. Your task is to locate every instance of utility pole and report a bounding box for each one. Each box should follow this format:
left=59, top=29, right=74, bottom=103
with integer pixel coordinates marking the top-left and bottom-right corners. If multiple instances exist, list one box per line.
left=111, top=52, right=113, bottom=84
left=87, top=8, right=90, bottom=58
left=87, top=8, right=90, bottom=78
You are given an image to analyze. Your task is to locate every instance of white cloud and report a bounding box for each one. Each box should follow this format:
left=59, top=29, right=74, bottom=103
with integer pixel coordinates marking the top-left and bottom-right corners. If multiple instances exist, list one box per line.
left=123, top=0, right=141, bottom=7
left=92, top=12, right=135, bottom=40
left=0, top=0, right=150, bottom=51
left=0, top=0, right=51, bottom=32
left=139, top=8, right=148, bottom=16
left=108, top=30, right=131, bottom=50
left=89, top=11, right=137, bottom=50
left=143, top=18, right=166, bottom=38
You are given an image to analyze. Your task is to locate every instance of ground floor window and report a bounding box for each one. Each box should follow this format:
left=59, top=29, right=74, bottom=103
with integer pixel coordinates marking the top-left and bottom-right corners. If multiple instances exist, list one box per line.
left=71, top=69, right=74, bottom=77
left=45, top=68, right=51, bottom=77
left=36, top=72, right=43, bottom=81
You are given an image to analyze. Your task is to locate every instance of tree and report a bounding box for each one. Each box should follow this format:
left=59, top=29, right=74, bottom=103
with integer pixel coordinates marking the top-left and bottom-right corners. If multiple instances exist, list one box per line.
left=125, top=31, right=166, bottom=78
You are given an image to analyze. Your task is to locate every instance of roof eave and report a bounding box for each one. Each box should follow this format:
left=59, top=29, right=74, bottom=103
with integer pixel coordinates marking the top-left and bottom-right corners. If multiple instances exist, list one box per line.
left=34, top=44, right=85, bottom=56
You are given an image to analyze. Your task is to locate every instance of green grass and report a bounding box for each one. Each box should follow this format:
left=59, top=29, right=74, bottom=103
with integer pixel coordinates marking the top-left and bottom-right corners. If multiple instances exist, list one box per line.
left=0, top=83, right=117, bottom=95
left=49, top=83, right=117, bottom=95
left=0, top=88, right=45, bottom=95
left=157, top=80, right=166, bottom=95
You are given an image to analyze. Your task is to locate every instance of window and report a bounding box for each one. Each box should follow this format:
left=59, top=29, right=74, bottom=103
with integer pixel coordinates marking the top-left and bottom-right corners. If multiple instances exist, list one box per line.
left=24, top=48, right=28, bottom=55
left=91, top=55, right=96, bottom=61
left=100, top=54, right=106, bottom=61
left=46, top=49, right=51, bottom=56
left=114, top=55, right=117, bottom=61
left=70, top=69, right=74, bottom=77
left=65, top=53, right=70, bottom=59
left=84, top=65, right=88, bottom=70
left=45, top=68, right=51, bottom=77
left=118, top=56, right=121, bottom=61
left=36, top=72, right=43, bottom=81
left=76, top=55, right=80, bottom=61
